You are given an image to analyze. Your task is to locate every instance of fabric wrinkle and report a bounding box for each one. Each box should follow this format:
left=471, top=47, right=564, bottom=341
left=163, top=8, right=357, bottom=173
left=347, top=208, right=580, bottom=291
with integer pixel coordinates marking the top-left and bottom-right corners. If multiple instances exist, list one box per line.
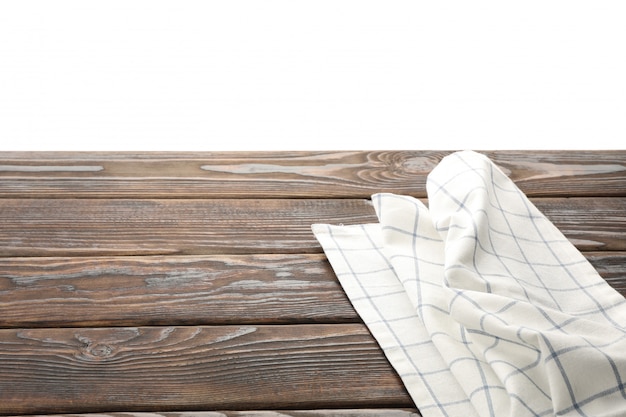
left=312, top=150, right=626, bottom=417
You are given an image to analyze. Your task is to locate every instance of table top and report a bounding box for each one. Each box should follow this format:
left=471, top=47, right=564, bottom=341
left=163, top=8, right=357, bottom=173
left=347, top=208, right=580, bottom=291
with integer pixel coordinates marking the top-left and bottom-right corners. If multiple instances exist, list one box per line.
left=1, top=150, right=624, bottom=416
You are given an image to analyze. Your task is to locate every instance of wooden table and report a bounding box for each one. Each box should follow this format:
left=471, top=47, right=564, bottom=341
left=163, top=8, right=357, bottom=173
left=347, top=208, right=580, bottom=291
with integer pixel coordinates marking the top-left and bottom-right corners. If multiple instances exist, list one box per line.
left=1, top=151, right=624, bottom=417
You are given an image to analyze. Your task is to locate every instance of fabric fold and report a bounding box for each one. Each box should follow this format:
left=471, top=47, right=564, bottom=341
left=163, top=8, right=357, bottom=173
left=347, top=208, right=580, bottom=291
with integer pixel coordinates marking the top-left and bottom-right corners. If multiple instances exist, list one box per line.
left=312, top=150, right=626, bottom=417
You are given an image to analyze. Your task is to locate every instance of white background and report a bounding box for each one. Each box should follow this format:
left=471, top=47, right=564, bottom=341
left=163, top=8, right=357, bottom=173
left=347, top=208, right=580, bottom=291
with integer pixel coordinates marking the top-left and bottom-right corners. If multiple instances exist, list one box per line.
left=0, top=1, right=624, bottom=151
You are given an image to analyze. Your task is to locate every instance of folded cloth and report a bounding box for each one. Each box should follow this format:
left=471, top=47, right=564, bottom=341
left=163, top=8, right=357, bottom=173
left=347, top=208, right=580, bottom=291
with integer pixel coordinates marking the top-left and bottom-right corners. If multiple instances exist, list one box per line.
left=312, top=151, right=626, bottom=417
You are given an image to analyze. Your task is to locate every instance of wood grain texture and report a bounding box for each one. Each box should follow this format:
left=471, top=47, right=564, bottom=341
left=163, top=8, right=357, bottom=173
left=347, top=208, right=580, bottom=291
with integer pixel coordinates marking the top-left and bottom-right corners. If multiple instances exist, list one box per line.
left=1, top=253, right=623, bottom=329
left=0, top=198, right=373, bottom=256
left=5, top=410, right=421, bottom=417
left=0, top=254, right=355, bottom=328
left=1, top=150, right=624, bottom=417
left=0, top=151, right=624, bottom=198
left=0, top=324, right=413, bottom=415
left=1, top=197, right=625, bottom=257
left=588, top=252, right=626, bottom=295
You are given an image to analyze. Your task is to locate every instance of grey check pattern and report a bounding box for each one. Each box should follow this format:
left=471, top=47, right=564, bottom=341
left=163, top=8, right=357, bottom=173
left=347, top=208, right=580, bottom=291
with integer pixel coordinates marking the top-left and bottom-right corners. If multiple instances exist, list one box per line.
left=312, top=151, right=626, bottom=417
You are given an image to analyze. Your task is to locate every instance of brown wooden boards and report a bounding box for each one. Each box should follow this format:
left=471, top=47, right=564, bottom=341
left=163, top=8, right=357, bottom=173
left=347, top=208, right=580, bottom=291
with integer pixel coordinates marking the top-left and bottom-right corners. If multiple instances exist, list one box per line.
left=0, top=150, right=624, bottom=416
left=0, top=197, right=624, bottom=257
left=0, top=254, right=354, bottom=327
left=0, top=253, right=623, bottom=329
left=0, top=411, right=422, bottom=417
left=1, top=151, right=625, bottom=198
left=0, top=324, right=412, bottom=415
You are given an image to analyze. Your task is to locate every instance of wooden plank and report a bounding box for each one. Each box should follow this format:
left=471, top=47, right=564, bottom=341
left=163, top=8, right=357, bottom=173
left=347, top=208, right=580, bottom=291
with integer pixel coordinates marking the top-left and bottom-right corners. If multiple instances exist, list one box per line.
left=588, top=252, right=626, bottom=296
left=0, top=197, right=624, bottom=257
left=4, top=410, right=422, bottom=417
left=1, top=253, right=624, bottom=329
left=482, top=150, right=626, bottom=198
left=533, top=197, right=626, bottom=250
left=0, top=325, right=413, bottom=415
left=0, top=198, right=373, bottom=256
left=0, top=151, right=624, bottom=199
left=0, top=254, right=356, bottom=328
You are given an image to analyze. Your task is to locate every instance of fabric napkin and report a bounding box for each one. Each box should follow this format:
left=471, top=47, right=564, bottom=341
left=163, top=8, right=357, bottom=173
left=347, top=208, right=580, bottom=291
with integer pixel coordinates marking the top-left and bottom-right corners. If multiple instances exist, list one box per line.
left=312, top=151, right=626, bottom=417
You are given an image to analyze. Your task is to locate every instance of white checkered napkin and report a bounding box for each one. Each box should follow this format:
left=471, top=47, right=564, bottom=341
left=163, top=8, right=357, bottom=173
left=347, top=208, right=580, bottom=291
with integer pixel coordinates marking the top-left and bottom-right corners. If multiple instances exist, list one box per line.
left=311, top=222, right=480, bottom=417
left=425, top=151, right=626, bottom=416
left=312, top=151, right=626, bottom=417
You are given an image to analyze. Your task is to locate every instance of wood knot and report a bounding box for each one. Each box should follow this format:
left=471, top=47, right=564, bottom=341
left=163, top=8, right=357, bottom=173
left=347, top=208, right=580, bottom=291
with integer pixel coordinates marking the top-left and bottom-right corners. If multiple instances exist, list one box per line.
left=89, top=344, right=114, bottom=357
left=76, top=335, right=116, bottom=360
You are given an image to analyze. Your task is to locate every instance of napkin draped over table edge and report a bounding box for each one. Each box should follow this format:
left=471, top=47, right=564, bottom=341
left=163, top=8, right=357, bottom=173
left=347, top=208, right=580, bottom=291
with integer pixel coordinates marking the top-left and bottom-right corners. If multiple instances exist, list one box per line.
left=312, top=151, right=626, bottom=417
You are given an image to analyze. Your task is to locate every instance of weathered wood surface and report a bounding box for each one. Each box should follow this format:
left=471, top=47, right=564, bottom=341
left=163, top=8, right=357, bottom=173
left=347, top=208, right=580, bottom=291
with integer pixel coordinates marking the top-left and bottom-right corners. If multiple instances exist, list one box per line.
left=0, top=325, right=412, bottom=415
left=1, top=197, right=624, bottom=257
left=590, top=252, right=626, bottom=295
left=0, top=150, right=624, bottom=417
left=0, top=254, right=354, bottom=327
left=0, top=253, right=623, bottom=329
left=1, top=151, right=625, bottom=198
left=4, top=411, right=421, bottom=417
